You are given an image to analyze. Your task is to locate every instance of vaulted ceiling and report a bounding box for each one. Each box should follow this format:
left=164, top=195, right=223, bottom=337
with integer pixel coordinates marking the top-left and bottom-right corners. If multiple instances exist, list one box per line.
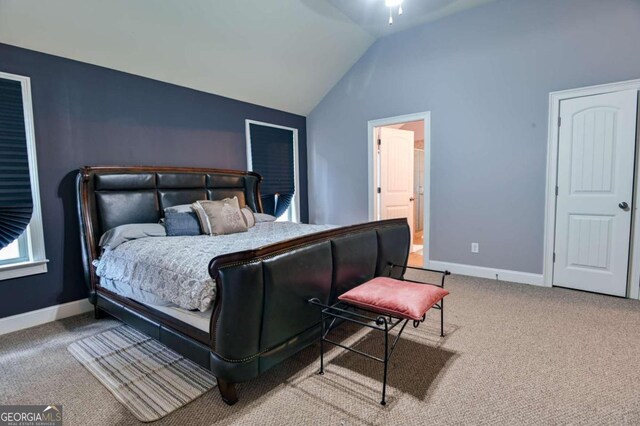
left=0, top=0, right=493, bottom=115
left=328, top=0, right=495, bottom=38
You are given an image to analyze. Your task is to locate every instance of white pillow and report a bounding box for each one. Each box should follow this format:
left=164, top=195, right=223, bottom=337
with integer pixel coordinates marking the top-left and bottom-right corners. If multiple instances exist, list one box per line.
left=255, top=213, right=277, bottom=223
left=99, top=223, right=166, bottom=250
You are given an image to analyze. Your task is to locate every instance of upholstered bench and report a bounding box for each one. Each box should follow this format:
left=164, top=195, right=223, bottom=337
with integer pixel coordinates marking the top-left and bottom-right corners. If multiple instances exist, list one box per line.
left=309, top=265, right=450, bottom=405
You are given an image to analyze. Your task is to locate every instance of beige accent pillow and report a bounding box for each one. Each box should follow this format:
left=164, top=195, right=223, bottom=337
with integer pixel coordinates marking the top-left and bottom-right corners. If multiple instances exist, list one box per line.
left=191, top=197, right=248, bottom=235
left=241, top=207, right=256, bottom=228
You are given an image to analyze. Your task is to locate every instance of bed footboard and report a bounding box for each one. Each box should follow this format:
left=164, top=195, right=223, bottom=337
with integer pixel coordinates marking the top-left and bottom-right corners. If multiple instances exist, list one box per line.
left=207, top=219, right=410, bottom=386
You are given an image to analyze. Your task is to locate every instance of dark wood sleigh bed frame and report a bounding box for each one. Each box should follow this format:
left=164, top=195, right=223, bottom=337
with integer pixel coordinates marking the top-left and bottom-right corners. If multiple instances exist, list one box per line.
left=76, top=166, right=410, bottom=405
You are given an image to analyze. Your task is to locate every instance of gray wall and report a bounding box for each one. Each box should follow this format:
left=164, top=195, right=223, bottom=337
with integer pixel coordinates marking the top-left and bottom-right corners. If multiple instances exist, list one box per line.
left=307, top=0, right=640, bottom=274
left=0, top=43, right=308, bottom=318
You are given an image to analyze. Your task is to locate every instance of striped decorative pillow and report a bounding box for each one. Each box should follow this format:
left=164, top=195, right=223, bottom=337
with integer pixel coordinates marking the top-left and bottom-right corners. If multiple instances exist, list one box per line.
left=241, top=207, right=256, bottom=228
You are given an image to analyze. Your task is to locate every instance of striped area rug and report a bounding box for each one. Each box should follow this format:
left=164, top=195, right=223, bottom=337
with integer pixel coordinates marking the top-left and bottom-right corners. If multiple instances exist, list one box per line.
left=68, top=325, right=216, bottom=422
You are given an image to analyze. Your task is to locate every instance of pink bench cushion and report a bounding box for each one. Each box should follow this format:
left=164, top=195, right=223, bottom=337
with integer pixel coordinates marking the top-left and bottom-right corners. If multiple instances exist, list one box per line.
left=338, top=277, right=449, bottom=321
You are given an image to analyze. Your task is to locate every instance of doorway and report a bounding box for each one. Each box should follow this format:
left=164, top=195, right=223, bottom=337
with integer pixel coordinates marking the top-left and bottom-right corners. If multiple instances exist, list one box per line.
left=368, top=112, right=431, bottom=268
left=544, top=81, right=640, bottom=298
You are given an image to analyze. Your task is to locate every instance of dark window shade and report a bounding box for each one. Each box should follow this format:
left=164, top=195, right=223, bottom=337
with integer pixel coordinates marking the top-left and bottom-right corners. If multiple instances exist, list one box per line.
left=0, top=78, right=33, bottom=250
left=249, top=123, right=295, bottom=217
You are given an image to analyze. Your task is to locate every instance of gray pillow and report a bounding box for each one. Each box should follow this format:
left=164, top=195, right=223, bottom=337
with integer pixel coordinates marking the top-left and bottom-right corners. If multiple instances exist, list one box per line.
left=164, top=204, right=194, bottom=214
left=165, top=211, right=202, bottom=236
left=255, top=213, right=277, bottom=223
left=99, top=223, right=166, bottom=250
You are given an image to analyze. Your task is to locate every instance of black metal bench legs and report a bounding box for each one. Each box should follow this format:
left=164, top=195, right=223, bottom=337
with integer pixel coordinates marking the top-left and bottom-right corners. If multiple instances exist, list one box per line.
left=310, top=299, right=427, bottom=406
left=440, top=297, right=444, bottom=337
left=217, top=379, right=238, bottom=405
left=310, top=265, right=450, bottom=406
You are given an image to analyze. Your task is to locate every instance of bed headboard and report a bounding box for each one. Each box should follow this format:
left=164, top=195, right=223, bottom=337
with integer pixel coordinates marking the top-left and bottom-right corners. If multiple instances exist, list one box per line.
left=76, top=166, right=263, bottom=297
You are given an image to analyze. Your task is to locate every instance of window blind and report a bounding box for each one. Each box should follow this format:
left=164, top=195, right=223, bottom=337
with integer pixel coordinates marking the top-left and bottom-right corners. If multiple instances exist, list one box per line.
left=249, top=123, right=295, bottom=217
left=0, top=77, right=33, bottom=249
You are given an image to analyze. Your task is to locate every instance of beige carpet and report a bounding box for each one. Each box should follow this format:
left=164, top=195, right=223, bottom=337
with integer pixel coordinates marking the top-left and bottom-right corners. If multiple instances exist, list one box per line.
left=2, top=273, right=640, bottom=425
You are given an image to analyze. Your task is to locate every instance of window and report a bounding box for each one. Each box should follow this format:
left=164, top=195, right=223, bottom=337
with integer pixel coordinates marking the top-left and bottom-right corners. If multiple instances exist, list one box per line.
left=245, top=120, right=300, bottom=222
left=0, top=234, right=29, bottom=266
left=0, top=71, right=47, bottom=280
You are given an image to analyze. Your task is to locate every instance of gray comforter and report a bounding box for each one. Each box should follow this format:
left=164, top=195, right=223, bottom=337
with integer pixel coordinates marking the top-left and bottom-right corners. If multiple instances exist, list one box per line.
left=94, top=222, right=335, bottom=311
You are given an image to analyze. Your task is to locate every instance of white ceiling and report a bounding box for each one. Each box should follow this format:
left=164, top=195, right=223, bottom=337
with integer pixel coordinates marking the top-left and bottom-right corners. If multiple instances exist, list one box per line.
left=0, top=0, right=492, bottom=115
left=328, top=0, right=496, bottom=38
left=0, top=0, right=374, bottom=115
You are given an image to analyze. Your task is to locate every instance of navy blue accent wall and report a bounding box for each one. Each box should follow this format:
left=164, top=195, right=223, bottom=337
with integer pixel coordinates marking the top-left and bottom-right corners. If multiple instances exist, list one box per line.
left=0, top=43, right=308, bottom=318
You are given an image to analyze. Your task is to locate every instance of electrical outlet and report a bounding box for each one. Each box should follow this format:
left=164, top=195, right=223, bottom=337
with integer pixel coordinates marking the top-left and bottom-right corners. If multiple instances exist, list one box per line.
left=471, top=242, right=479, bottom=253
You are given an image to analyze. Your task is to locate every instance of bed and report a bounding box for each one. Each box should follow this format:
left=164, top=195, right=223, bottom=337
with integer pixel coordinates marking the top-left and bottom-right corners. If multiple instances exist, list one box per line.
left=76, top=166, right=410, bottom=405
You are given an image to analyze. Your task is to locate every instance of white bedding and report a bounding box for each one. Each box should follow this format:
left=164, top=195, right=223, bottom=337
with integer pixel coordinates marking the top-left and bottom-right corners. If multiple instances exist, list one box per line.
left=148, top=304, right=211, bottom=332
left=100, top=278, right=212, bottom=332
left=94, top=222, right=335, bottom=311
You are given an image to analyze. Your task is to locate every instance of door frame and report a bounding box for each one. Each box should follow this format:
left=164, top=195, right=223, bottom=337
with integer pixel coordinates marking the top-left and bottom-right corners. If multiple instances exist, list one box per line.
left=367, top=111, right=431, bottom=266
left=543, top=79, right=640, bottom=297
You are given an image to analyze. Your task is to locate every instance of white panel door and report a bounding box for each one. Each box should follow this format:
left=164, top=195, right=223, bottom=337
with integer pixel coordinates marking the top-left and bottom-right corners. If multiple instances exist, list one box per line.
left=379, top=127, right=415, bottom=241
left=554, top=90, right=638, bottom=296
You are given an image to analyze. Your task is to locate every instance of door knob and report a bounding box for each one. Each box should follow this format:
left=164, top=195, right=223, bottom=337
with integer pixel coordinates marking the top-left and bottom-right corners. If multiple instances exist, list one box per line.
left=409, top=197, right=415, bottom=201
left=619, top=202, right=629, bottom=210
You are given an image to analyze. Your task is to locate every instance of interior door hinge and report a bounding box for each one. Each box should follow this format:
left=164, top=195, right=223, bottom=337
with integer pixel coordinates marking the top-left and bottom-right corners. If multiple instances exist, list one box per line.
left=553, top=252, right=556, bottom=263
left=555, top=185, right=559, bottom=196
left=558, top=116, right=562, bottom=127
left=377, top=187, right=381, bottom=194
left=378, top=138, right=381, bottom=146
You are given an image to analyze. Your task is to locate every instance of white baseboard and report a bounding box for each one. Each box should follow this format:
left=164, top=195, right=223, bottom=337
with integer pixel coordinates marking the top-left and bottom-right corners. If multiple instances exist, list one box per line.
left=0, top=299, right=93, bottom=336
left=427, top=260, right=546, bottom=287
